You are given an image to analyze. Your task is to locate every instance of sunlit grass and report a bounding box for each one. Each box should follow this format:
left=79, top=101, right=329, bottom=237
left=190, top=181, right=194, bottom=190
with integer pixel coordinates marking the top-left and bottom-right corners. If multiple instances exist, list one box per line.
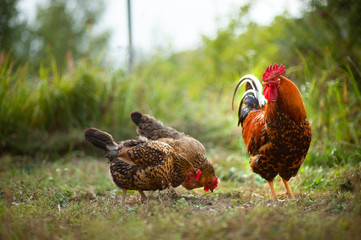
left=1, top=155, right=360, bottom=240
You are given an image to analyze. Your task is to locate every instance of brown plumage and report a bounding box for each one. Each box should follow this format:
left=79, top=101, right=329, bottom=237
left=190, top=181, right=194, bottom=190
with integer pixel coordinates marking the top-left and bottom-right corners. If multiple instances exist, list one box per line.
left=232, top=64, right=312, bottom=200
left=130, top=111, right=219, bottom=192
left=84, top=128, right=200, bottom=202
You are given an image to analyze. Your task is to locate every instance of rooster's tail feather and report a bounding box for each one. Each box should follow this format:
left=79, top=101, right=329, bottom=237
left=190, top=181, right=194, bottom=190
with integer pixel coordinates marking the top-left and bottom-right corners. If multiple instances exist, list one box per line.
left=232, top=74, right=266, bottom=126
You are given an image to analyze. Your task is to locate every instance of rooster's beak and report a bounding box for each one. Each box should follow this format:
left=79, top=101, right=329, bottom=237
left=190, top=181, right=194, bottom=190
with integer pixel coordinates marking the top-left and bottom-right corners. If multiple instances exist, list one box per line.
left=262, top=78, right=281, bottom=85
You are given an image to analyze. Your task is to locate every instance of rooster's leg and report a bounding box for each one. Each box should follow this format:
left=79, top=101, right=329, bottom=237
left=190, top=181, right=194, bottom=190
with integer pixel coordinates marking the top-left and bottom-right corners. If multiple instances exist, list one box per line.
left=121, top=188, right=127, bottom=202
left=281, top=178, right=294, bottom=199
left=139, top=190, right=147, bottom=203
left=267, top=181, right=278, bottom=200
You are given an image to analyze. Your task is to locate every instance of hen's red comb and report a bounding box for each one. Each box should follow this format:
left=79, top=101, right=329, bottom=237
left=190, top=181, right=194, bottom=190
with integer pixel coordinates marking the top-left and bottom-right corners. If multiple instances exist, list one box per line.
left=262, top=63, right=286, bottom=81
left=195, top=170, right=202, bottom=181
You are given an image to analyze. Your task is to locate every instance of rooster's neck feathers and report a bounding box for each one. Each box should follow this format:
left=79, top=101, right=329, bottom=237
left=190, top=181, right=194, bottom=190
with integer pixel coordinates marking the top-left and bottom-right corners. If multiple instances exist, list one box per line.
left=269, top=76, right=307, bottom=123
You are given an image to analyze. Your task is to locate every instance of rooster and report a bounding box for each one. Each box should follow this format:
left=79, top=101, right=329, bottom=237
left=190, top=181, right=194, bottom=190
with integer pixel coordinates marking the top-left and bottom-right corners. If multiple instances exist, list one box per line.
left=84, top=128, right=201, bottom=202
left=232, top=63, right=311, bottom=200
left=130, top=111, right=219, bottom=192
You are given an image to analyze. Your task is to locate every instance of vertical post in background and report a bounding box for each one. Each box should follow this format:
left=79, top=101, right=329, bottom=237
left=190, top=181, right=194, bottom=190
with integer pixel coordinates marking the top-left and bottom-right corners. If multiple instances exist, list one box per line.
left=127, top=0, right=134, bottom=73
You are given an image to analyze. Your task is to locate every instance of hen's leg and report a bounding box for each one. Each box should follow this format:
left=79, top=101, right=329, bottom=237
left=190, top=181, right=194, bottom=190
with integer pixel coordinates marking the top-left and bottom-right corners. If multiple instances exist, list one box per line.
left=167, top=186, right=178, bottom=199
left=121, top=188, right=127, bottom=202
left=281, top=178, right=294, bottom=199
left=139, top=190, right=147, bottom=203
left=267, top=181, right=278, bottom=200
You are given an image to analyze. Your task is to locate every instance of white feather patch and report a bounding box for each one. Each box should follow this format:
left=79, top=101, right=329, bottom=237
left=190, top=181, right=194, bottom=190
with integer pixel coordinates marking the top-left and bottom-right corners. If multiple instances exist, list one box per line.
left=238, top=74, right=266, bottom=107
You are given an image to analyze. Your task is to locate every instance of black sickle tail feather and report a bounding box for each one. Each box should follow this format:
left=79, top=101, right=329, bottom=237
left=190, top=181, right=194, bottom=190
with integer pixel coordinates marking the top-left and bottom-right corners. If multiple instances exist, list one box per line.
left=84, top=128, right=118, bottom=151
left=232, top=74, right=266, bottom=127
left=130, top=111, right=182, bottom=139
left=238, top=88, right=260, bottom=126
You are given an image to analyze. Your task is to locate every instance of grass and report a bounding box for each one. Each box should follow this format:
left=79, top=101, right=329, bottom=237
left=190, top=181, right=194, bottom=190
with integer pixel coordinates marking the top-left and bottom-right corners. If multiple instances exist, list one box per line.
left=1, top=154, right=361, bottom=240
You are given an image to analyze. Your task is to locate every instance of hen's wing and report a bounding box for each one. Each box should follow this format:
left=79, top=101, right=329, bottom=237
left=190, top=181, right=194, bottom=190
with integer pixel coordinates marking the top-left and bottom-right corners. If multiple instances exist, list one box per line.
left=116, top=139, right=174, bottom=166
left=109, top=142, right=184, bottom=191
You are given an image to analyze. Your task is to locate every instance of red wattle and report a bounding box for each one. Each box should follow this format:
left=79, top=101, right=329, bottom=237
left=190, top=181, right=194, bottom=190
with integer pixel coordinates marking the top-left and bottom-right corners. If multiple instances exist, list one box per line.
left=263, top=85, right=270, bottom=101
left=269, top=85, right=278, bottom=102
left=263, top=84, right=278, bottom=102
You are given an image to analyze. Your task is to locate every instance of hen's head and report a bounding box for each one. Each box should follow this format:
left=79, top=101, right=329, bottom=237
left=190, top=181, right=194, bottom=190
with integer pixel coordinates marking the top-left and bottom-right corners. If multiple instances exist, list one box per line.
left=262, top=63, right=285, bottom=102
left=182, top=162, right=218, bottom=192
left=203, top=176, right=219, bottom=192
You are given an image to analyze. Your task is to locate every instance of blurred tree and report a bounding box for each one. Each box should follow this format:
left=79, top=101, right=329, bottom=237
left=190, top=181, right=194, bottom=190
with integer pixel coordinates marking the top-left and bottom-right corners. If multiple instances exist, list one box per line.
left=311, top=0, right=361, bottom=47
left=0, top=0, right=31, bottom=62
left=277, top=0, right=361, bottom=82
left=310, top=0, right=361, bottom=82
left=0, top=0, right=20, bottom=51
left=32, top=0, right=110, bottom=72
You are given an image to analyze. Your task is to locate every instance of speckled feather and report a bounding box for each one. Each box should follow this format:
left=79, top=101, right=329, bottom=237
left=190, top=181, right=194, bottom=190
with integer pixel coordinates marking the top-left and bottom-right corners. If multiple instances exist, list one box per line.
left=244, top=106, right=311, bottom=181
left=130, top=111, right=217, bottom=191
left=85, top=128, right=195, bottom=192
left=109, top=141, right=193, bottom=191
left=238, top=76, right=312, bottom=182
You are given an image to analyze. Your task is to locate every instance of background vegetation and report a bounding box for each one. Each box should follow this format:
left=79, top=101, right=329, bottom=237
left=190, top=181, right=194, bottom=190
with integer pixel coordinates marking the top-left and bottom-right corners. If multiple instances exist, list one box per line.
left=1, top=0, right=361, bottom=239
left=1, top=0, right=360, bottom=164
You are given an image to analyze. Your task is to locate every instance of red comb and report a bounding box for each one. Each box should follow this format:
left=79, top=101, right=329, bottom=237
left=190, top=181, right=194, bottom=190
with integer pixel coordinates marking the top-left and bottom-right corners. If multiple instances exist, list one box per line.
left=262, top=63, right=285, bottom=81
left=195, top=170, right=202, bottom=181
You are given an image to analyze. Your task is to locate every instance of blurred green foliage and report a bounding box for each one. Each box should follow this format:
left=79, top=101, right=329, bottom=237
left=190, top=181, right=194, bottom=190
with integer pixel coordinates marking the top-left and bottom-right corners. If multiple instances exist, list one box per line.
left=33, top=0, right=110, bottom=71
left=0, top=0, right=360, bottom=166
left=0, top=0, right=109, bottom=72
left=0, top=0, right=31, bottom=62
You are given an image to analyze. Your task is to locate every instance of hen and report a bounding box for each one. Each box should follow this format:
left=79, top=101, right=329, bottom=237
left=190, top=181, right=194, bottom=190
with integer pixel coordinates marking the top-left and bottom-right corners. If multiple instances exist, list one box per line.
left=84, top=128, right=201, bottom=202
left=130, top=111, right=219, bottom=192
left=232, top=63, right=312, bottom=200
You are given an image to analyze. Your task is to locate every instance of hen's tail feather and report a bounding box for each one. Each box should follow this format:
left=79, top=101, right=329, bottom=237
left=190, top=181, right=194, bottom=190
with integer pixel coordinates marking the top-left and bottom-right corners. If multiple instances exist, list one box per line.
left=130, top=111, right=142, bottom=125
left=130, top=111, right=182, bottom=139
left=232, top=74, right=266, bottom=126
left=84, top=128, right=118, bottom=151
